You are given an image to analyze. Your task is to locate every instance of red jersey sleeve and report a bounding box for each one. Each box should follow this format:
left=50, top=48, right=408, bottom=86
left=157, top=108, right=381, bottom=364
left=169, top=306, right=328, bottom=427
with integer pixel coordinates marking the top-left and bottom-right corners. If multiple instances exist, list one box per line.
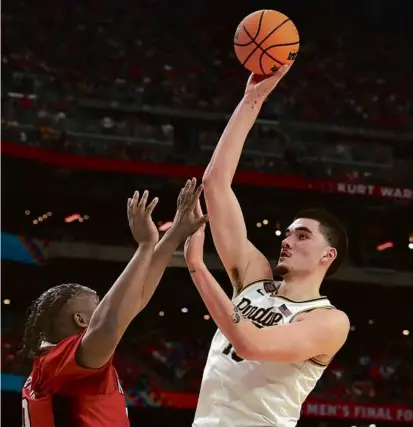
left=40, top=330, right=113, bottom=393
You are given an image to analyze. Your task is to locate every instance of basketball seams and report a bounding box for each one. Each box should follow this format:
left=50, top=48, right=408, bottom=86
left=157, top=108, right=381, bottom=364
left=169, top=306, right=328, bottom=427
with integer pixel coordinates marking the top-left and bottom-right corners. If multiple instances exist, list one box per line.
left=264, top=41, right=300, bottom=48
left=253, top=10, right=266, bottom=40
left=239, top=17, right=292, bottom=70
left=234, top=10, right=266, bottom=47
left=260, top=40, right=299, bottom=74
left=258, top=51, right=266, bottom=76
left=241, top=25, right=262, bottom=66
left=258, top=49, right=285, bottom=76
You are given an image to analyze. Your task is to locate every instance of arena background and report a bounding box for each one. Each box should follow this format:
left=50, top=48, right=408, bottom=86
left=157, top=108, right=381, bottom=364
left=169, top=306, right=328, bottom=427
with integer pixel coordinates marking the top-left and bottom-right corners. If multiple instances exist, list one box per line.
left=1, top=0, right=413, bottom=425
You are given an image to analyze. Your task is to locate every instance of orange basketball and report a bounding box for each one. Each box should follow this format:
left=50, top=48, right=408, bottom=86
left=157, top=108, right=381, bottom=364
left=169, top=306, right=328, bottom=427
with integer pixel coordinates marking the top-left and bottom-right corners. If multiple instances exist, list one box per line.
left=234, top=10, right=299, bottom=75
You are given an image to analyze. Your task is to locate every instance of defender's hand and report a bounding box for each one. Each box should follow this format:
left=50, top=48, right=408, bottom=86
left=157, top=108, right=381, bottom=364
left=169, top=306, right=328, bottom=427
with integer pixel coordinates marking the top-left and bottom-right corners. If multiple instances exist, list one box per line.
left=127, top=190, right=159, bottom=245
left=244, top=64, right=290, bottom=104
left=184, top=201, right=207, bottom=267
left=170, top=178, right=209, bottom=241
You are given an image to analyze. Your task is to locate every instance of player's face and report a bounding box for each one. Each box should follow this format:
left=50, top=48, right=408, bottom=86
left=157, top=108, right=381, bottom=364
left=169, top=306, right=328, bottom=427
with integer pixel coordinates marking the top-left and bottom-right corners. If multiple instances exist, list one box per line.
left=275, top=218, right=335, bottom=277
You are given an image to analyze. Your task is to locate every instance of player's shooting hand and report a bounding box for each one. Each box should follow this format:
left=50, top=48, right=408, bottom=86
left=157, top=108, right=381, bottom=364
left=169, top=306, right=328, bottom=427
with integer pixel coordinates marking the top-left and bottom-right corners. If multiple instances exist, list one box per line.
left=244, top=64, right=290, bottom=103
left=170, top=178, right=209, bottom=242
left=184, top=200, right=207, bottom=267
left=127, top=190, right=159, bottom=246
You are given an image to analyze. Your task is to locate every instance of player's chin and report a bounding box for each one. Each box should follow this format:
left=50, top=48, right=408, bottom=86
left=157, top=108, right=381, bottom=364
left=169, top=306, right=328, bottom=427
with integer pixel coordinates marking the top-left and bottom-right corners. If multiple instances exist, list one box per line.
left=274, top=261, right=290, bottom=276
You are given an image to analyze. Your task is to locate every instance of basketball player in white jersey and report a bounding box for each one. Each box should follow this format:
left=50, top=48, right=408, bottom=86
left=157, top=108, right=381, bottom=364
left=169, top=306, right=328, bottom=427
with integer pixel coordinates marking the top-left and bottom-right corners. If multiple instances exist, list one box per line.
left=184, top=66, right=350, bottom=427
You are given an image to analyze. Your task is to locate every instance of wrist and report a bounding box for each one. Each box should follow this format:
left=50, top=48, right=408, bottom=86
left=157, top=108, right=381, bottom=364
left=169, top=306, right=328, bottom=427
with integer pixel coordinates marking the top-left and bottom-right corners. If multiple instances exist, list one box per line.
left=138, top=241, right=156, bottom=250
left=242, top=93, right=264, bottom=110
left=164, top=226, right=186, bottom=245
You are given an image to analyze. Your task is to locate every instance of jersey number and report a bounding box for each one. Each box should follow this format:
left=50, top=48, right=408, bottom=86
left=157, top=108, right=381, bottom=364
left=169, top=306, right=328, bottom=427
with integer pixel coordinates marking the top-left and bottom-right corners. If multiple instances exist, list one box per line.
left=222, top=342, right=244, bottom=362
left=22, top=398, right=31, bottom=427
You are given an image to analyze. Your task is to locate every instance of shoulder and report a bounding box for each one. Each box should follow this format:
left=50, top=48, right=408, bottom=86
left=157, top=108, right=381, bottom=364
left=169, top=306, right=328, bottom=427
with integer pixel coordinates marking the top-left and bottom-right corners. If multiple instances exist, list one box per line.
left=294, top=308, right=350, bottom=359
left=39, top=331, right=114, bottom=391
left=44, top=332, right=84, bottom=354
left=39, top=332, right=86, bottom=370
left=304, top=308, right=350, bottom=337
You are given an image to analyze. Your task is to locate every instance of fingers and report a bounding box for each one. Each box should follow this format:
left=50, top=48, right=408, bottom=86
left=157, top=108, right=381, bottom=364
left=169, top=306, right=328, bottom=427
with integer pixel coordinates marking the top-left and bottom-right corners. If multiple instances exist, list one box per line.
left=189, top=183, right=204, bottom=212
left=131, top=191, right=139, bottom=217
left=195, top=214, right=209, bottom=229
left=177, top=188, right=184, bottom=207
left=195, top=200, right=204, bottom=217
left=129, top=190, right=158, bottom=216
left=179, top=177, right=199, bottom=209
left=265, top=64, right=290, bottom=86
left=189, top=177, right=197, bottom=195
left=127, top=197, right=132, bottom=219
left=146, top=197, right=159, bottom=215
left=178, top=179, right=192, bottom=206
left=275, top=64, right=290, bottom=78
left=138, top=190, right=149, bottom=212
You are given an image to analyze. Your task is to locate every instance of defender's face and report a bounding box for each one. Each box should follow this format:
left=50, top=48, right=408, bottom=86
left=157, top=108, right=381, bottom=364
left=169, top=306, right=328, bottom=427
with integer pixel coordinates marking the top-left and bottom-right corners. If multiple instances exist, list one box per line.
left=275, top=218, right=333, bottom=276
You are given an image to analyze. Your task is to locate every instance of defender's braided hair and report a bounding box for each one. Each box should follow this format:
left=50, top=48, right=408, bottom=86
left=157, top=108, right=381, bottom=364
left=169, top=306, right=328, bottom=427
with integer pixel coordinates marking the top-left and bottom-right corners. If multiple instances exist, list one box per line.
left=22, top=283, right=86, bottom=362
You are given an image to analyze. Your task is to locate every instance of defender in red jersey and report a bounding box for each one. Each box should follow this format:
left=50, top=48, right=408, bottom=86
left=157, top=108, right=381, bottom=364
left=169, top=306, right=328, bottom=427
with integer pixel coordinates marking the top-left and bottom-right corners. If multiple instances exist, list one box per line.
left=21, top=179, right=207, bottom=427
left=23, top=331, right=129, bottom=427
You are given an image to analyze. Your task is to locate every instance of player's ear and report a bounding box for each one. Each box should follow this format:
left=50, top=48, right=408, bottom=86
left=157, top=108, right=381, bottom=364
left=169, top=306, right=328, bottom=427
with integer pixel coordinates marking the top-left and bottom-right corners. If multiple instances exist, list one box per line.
left=73, top=312, right=89, bottom=329
left=322, top=247, right=337, bottom=265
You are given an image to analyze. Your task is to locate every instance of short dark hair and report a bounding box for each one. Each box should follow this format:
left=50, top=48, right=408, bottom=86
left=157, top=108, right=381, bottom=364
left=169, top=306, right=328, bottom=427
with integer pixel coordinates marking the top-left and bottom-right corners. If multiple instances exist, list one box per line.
left=22, top=283, right=87, bottom=362
left=294, top=208, right=348, bottom=277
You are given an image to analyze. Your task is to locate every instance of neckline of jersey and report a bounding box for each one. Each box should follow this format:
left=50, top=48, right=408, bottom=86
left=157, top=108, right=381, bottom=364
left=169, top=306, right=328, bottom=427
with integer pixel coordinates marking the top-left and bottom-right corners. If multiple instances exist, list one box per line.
left=274, top=294, right=328, bottom=304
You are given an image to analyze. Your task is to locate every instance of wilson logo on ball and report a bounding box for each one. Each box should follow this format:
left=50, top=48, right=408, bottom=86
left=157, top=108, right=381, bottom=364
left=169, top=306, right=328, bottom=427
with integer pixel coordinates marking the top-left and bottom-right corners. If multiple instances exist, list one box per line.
left=287, top=52, right=298, bottom=61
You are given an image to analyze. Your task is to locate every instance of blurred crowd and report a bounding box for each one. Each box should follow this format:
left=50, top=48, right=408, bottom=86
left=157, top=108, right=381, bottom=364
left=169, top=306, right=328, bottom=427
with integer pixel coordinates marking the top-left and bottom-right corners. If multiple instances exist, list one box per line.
left=135, top=325, right=413, bottom=403
left=3, top=0, right=412, bottom=127
left=3, top=97, right=412, bottom=187
left=2, top=0, right=413, bottom=188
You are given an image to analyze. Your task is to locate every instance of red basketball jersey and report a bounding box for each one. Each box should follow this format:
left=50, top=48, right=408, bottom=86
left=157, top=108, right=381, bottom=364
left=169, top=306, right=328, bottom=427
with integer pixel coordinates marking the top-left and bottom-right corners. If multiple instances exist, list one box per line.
left=22, top=331, right=129, bottom=427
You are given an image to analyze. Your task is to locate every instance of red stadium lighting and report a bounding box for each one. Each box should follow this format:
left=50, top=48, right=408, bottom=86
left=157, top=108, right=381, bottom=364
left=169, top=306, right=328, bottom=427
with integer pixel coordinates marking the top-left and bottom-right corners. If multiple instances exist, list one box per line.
left=376, top=241, right=393, bottom=251
left=65, top=213, right=81, bottom=223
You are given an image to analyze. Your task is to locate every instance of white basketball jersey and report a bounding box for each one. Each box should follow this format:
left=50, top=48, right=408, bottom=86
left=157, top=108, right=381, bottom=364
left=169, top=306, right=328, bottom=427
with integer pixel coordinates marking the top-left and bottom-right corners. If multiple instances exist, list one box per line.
left=193, top=280, right=334, bottom=427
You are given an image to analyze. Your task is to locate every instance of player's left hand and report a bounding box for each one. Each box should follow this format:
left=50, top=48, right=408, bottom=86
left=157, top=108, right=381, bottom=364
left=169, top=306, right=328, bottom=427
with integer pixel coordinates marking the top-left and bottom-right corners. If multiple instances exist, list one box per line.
left=127, top=190, right=159, bottom=245
left=170, top=178, right=209, bottom=241
left=244, top=64, right=290, bottom=103
left=184, top=200, right=207, bottom=266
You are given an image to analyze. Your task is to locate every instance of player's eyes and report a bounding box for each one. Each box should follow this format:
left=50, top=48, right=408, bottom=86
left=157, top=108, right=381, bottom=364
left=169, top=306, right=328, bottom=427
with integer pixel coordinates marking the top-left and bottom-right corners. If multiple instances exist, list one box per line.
left=298, top=234, right=308, bottom=240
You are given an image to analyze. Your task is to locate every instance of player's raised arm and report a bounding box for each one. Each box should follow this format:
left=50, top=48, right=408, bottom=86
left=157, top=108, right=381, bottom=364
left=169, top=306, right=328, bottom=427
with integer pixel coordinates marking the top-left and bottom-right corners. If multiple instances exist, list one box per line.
left=78, top=190, right=158, bottom=369
left=184, top=220, right=349, bottom=364
left=134, top=178, right=208, bottom=311
left=78, top=181, right=208, bottom=370
left=202, top=66, right=289, bottom=294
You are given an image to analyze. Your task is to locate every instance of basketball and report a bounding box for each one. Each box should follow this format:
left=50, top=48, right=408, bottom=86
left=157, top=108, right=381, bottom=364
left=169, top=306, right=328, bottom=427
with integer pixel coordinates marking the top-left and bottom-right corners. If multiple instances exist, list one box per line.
left=234, top=10, right=300, bottom=75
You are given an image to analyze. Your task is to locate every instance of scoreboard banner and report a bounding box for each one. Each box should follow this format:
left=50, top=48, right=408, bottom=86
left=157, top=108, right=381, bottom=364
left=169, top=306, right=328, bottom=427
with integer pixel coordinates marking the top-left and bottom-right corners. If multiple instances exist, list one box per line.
left=160, top=391, right=413, bottom=423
